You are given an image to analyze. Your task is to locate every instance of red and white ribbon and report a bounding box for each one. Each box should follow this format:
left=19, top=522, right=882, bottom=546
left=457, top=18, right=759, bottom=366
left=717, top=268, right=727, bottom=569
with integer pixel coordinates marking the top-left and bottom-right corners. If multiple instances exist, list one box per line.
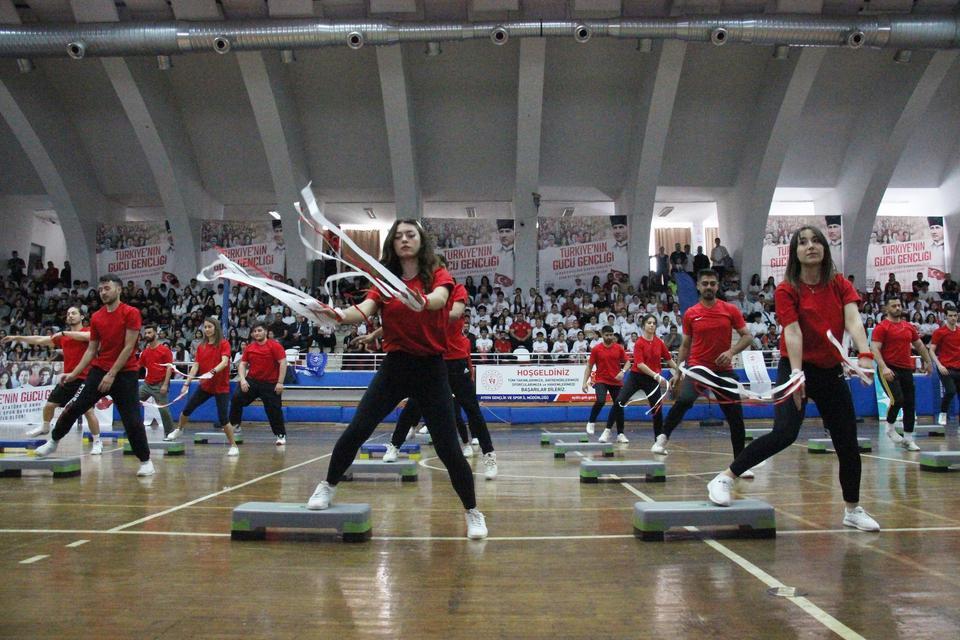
left=826, top=330, right=874, bottom=384
left=161, top=363, right=215, bottom=380
left=677, top=363, right=805, bottom=405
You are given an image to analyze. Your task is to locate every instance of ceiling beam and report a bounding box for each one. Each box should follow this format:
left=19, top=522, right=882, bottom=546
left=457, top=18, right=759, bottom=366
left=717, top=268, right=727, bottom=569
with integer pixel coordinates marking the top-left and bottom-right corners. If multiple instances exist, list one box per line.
left=376, top=45, right=422, bottom=219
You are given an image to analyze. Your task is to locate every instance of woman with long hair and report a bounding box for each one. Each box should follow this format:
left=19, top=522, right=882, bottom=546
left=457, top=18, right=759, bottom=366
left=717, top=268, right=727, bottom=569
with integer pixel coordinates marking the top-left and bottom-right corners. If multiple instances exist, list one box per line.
left=706, top=226, right=880, bottom=532
left=170, top=317, right=233, bottom=448
left=617, top=314, right=679, bottom=446
left=306, top=219, right=487, bottom=539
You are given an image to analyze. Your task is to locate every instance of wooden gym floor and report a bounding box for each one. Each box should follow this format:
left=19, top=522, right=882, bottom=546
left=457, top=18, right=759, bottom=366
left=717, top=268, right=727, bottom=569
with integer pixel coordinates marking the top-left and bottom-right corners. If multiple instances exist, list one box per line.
left=1, top=418, right=959, bottom=639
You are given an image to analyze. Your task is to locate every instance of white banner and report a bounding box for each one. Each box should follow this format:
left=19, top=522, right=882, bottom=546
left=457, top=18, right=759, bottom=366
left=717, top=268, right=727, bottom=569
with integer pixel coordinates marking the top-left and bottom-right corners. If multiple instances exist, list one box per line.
left=538, top=216, right=629, bottom=291
left=762, top=215, right=844, bottom=285
left=97, top=222, right=176, bottom=285
left=423, top=218, right=515, bottom=288
left=202, top=220, right=286, bottom=280
left=475, top=364, right=592, bottom=402
left=867, top=216, right=947, bottom=292
left=0, top=385, right=55, bottom=426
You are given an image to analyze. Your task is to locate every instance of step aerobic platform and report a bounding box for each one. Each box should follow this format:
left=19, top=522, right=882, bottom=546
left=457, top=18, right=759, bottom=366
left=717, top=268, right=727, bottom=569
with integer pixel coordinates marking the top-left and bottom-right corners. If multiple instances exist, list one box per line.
left=341, top=459, right=418, bottom=481
left=194, top=432, right=244, bottom=445
left=919, top=451, right=960, bottom=472
left=554, top=441, right=615, bottom=458
left=807, top=438, right=872, bottom=453
left=0, top=439, right=46, bottom=452
left=123, top=440, right=186, bottom=455
left=745, top=428, right=772, bottom=441
left=580, top=459, right=665, bottom=483
left=231, top=502, right=372, bottom=542
left=540, top=431, right=589, bottom=445
left=84, top=430, right=125, bottom=441
left=632, top=499, right=776, bottom=541
left=359, top=443, right=421, bottom=460
left=895, top=424, right=945, bottom=437
left=0, top=455, right=82, bottom=478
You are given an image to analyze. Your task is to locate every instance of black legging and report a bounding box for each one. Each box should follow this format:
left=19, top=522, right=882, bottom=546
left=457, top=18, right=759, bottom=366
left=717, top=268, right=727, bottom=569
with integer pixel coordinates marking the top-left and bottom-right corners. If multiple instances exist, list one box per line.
left=181, top=387, right=230, bottom=425
left=589, top=382, right=624, bottom=433
left=662, top=370, right=745, bottom=456
left=229, top=378, right=285, bottom=437
left=729, top=361, right=862, bottom=504
left=51, top=368, right=150, bottom=462
left=940, top=368, right=960, bottom=414
left=326, top=352, right=476, bottom=510
left=617, top=372, right=666, bottom=436
left=880, top=365, right=915, bottom=433
left=392, top=358, right=495, bottom=453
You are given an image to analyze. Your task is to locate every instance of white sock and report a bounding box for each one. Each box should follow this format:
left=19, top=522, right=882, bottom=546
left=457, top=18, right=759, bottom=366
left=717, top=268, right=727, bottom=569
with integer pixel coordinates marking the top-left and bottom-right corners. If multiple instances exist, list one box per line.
left=904, top=432, right=914, bottom=442
left=92, top=434, right=101, bottom=442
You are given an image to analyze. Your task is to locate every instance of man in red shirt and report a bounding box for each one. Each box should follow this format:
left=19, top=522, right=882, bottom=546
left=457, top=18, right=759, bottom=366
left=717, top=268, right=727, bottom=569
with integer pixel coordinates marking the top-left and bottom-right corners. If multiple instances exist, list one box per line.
left=1, top=307, right=101, bottom=452
left=509, top=312, right=532, bottom=350
left=652, top=269, right=753, bottom=459
left=872, top=297, right=932, bottom=450
left=137, top=324, right=175, bottom=439
left=581, top=326, right=628, bottom=443
left=223, top=322, right=288, bottom=448
left=36, top=275, right=154, bottom=476
left=930, top=306, right=960, bottom=426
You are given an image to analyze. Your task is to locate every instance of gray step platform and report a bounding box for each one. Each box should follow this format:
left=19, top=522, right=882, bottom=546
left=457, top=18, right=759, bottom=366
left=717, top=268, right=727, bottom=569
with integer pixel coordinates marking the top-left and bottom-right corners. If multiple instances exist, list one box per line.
left=540, top=431, right=589, bottom=445
left=580, top=459, right=665, bottom=483
left=410, top=433, right=432, bottom=446
left=0, top=456, right=82, bottom=478
left=895, top=424, right=945, bottom=437
left=632, top=499, right=776, bottom=541
left=554, top=441, right=615, bottom=458
left=194, top=432, right=244, bottom=445
left=123, top=440, right=186, bottom=456
left=745, top=428, right=772, bottom=441
left=231, top=502, right=371, bottom=542
left=807, top=437, right=872, bottom=453
left=359, top=443, right=421, bottom=460
left=342, top=459, right=418, bottom=481
left=0, top=439, right=46, bottom=452
left=919, top=451, right=960, bottom=472
left=83, top=430, right=126, bottom=441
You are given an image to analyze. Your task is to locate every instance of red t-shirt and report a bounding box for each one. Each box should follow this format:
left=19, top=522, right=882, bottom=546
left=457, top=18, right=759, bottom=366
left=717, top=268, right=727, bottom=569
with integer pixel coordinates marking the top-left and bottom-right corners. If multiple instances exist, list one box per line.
left=775, top=275, right=860, bottom=369
left=197, top=339, right=232, bottom=394
left=241, top=339, right=286, bottom=382
left=90, top=303, right=142, bottom=373
left=589, top=341, right=627, bottom=386
left=139, top=343, right=173, bottom=385
left=631, top=335, right=671, bottom=375
left=511, top=320, right=532, bottom=341
left=931, top=325, right=960, bottom=369
left=445, top=283, right=471, bottom=361
left=53, top=328, right=91, bottom=380
left=872, top=319, right=919, bottom=370
left=493, top=338, right=512, bottom=353
left=682, top=300, right=745, bottom=371
left=366, top=267, right=454, bottom=357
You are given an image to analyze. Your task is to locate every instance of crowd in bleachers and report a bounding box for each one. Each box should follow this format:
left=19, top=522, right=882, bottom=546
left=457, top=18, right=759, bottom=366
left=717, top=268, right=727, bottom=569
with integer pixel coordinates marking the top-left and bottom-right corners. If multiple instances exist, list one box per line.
left=1, top=244, right=958, bottom=375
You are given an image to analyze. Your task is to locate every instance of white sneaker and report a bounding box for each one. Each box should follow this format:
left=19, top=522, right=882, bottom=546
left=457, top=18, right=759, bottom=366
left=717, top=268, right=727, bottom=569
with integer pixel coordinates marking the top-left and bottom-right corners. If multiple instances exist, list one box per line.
left=307, top=480, right=335, bottom=510
left=465, top=508, right=488, bottom=539
left=136, top=460, right=156, bottom=477
left=740, top=468, right=755, bottom=479
left=707, top=474, right=734, bottom=507
left=34, top=439, right=58, bottom=458
left=650, top=434, right=668, bottom=455
left=482, top=452, right=498, bottom=480
left=843, top=506, right=880, bottom=531
left=598, top=428, right=612, bottom=443
left=233, top=425, right=242, bottom=434
left=462, top=443, right=475, bottom=457
left=937, top=412, right=948, bottom=426
left=382, top=443, right=400, bottom=462
left=901, top=438, right=920, bottom=452
left=90, top=440, right=103, bottom=456
left=471, top=437, right=479, bottom=446
left=26, top=425, right=49, bottom=438
left=275, top=435, right=287, bottom=446
left=585, top=422, right=595, bottom=435
left=164, top=428, right=182, bottom=441
left=418, top=425, right=429, bottom=434
left=616, top=433, right=629, bottom=444
left=885, top=423, right=904, bottom=444
left=226, top=445, right=240, bottom=457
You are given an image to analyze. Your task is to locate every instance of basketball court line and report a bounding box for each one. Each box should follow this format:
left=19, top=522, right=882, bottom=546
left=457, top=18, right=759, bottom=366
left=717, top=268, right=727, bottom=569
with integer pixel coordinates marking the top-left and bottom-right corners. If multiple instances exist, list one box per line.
left=618, top=481, right=867, bottom=640
left=19, top=554, right=48, bottom=564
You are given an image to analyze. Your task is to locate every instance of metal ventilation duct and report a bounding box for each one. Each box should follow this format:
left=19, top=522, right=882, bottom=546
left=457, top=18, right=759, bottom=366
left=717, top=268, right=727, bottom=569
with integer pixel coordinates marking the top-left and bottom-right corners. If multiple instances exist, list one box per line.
left=0, top=14, right=957, bottom=58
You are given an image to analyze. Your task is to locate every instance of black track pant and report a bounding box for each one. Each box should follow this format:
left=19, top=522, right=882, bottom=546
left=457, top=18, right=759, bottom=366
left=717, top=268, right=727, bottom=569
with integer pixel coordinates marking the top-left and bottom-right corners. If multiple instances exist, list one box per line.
left=182, top=387, right=230, bottom=425
left=729, top=361, right=862, bottom=503
left=326, top=353, right=476, bottom=510
left=52, top=368, right=150, bottom=462
left=880, top=366, right=915, bottom=433
left=229, top=378, right=285, bottom=436
left=588, top=382, right=624, bottom=432
left=395, top=398, right=468, bottom=444
left=617, top=372, right=666, bottom=436
left=662, top=370, right=745, bottom=456
left=940, top=368, right=960, bottom=414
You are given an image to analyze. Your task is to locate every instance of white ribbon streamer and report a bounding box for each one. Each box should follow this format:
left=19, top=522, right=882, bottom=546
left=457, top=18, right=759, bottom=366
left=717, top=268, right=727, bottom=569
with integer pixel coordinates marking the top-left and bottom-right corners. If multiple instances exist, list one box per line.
left=161, top=363, right=215, bottom=380
left=826, top=330, right=874, bottom=384
left=677, top=364, right=805, bottom=404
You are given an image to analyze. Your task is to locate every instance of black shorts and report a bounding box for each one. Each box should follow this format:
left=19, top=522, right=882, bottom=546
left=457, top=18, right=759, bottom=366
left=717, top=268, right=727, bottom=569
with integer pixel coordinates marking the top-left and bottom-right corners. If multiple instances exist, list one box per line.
left=47, top=378, right=85, bottom=407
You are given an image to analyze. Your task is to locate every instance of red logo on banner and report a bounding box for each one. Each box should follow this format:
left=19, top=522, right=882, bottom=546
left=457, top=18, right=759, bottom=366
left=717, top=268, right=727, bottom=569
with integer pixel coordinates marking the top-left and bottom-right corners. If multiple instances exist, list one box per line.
left=928, top=267, right=946, bottom=282
left=96, top=397, right=113, bottom=411
left=482, top=369, right=504, bottom=391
